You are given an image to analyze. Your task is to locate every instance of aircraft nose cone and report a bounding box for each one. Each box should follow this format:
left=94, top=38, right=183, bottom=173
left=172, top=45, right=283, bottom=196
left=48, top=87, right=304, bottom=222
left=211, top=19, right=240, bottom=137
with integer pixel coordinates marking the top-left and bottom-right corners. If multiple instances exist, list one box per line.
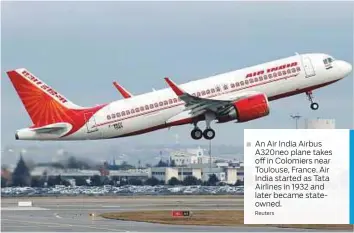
left=339, top=60, right=352, bottom=76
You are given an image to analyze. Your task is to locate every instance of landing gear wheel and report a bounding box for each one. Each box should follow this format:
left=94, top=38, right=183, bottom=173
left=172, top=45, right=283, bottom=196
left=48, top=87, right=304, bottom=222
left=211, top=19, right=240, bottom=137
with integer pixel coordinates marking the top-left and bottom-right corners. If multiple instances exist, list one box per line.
left=191, top=128, right=203, bottom=140
left=310, top=102, right=319, bottom=110
left=306, top=91, right=319, bottom=111
left=203, top=128, right=215, bottom=140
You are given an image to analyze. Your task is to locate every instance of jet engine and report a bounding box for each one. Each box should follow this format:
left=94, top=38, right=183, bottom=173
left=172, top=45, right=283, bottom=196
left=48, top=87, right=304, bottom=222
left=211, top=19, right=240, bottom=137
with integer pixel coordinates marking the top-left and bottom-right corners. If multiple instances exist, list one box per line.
left=217, top=93, right=270, bottom=123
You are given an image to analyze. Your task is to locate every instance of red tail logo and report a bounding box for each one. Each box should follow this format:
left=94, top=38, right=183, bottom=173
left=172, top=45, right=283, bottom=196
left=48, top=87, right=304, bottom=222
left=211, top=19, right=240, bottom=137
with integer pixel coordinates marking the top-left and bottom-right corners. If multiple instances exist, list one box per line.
left=6, top=68, right=106, bottom=135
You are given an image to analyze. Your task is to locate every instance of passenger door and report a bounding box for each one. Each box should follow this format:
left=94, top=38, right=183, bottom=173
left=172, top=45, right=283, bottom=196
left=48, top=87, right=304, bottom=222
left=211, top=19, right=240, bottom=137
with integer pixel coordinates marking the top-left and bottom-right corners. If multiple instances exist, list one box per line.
left=302, top=56, right=316, bottom=78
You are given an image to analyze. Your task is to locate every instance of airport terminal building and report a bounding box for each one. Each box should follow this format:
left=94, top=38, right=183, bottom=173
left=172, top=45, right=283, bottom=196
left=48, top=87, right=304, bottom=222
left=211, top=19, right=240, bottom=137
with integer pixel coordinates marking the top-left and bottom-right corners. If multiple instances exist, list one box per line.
left=149, top=147, right=244, bottom=184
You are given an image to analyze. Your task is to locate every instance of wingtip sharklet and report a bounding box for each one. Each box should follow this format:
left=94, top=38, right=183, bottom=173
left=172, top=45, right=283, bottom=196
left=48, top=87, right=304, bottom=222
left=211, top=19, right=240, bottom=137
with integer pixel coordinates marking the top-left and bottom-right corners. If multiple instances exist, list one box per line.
left=112, top=81, right=133, bottom=98
left=164, top=77, right=184, bottom=96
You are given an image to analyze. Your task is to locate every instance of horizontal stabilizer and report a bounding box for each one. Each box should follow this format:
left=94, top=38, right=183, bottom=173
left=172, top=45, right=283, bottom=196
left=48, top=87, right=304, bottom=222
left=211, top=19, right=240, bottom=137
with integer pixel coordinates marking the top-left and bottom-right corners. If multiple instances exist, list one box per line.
left=15, top=123, right=72, bottom=140
left=29, top=123, right=71, bottom=134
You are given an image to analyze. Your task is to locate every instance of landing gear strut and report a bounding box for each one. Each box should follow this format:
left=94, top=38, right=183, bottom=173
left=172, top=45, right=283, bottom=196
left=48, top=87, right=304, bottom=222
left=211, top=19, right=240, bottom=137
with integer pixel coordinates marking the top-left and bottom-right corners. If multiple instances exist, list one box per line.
left=306, top=91, right=319, bottom=110
left=190, top=112, right=216, bottom=140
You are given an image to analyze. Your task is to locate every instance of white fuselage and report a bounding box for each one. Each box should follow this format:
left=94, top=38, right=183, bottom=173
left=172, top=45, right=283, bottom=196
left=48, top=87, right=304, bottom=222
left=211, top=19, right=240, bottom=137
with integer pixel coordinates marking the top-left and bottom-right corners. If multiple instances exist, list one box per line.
left=15, top=53, right=352, bottom=140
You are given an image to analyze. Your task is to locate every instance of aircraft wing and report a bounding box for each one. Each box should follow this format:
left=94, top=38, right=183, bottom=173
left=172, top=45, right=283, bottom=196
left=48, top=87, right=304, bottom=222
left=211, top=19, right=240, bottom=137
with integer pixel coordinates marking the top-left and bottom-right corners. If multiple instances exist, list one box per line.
left=113, top=81, right=133, bottom=98
left=164, top=77, right=262, bottom=117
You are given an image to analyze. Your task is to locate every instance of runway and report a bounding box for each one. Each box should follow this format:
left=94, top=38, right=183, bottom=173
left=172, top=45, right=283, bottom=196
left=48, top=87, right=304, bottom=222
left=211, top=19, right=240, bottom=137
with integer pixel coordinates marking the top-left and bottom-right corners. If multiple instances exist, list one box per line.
left=1, top=196, right=351, bottom=232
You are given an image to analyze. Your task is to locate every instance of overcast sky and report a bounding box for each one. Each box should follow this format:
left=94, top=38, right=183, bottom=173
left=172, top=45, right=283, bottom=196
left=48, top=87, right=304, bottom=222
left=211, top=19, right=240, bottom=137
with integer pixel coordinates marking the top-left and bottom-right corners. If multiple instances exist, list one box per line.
left=1, top=1, right=353, bottom=150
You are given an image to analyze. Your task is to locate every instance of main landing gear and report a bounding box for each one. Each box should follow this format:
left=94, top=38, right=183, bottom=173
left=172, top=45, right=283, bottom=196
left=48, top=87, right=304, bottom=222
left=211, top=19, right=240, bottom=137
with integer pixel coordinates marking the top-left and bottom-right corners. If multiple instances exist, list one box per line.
left=191, top=112, right=216, bottom=140
left=306, top=91, right=319, bottom=110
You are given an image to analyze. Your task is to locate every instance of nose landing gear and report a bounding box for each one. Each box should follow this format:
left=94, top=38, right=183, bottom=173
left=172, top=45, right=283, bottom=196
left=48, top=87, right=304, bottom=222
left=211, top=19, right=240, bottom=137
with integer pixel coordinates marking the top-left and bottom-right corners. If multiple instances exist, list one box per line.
left=306, top=91, right=319, bottom=110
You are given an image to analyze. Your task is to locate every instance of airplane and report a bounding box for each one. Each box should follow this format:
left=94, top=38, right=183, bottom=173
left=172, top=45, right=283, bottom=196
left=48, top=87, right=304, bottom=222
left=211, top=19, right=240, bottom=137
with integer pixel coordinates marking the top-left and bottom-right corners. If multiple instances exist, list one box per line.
left=113, top=81, right=133, bottom=98
left=5, top=52, right=352, bottom=141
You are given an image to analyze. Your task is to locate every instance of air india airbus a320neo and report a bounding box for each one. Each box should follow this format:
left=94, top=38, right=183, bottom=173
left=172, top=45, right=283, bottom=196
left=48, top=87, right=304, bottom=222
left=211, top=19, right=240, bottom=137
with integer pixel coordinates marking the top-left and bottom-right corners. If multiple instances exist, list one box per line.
left=6, top=53, right=352, bottom=141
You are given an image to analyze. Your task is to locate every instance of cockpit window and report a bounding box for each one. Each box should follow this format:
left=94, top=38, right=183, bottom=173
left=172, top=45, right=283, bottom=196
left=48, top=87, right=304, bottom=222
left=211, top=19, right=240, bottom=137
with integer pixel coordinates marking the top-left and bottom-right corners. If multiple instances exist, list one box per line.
left=323, top=57, right=334, bottom=65
left=323, top=56, right=335, bottom=69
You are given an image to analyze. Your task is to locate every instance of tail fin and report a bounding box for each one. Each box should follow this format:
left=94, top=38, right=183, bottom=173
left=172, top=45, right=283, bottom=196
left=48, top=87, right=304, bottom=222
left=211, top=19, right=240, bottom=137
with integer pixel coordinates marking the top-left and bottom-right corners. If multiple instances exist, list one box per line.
left=6, top=68, right=86, bottom=128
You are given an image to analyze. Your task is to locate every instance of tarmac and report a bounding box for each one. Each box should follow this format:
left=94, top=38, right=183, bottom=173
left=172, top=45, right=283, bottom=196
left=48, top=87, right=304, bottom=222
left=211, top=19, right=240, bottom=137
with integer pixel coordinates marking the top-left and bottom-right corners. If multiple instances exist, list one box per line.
left=1, top=196, right=352, bottom=232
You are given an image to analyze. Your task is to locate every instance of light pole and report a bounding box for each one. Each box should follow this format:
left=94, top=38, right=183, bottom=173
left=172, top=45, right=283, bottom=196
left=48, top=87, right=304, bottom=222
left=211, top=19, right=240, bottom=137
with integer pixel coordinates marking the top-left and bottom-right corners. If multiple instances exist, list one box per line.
left=290, top=114, right=302, bottom=129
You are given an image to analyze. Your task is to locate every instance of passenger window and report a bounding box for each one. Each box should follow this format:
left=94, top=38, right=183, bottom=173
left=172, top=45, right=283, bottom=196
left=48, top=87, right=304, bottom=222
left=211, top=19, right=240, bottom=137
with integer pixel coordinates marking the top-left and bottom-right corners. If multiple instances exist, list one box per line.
left=249, top=79, right=254, bottom=83
left=131, top=109, right=135, bottom=114
left=111, top=114, right=116, bottom=119
left=245, top=80, right=249, bottom=85
left=159, top=102, right=163, bottom=106
left=273, top=72, right=277, bottom=77
left=135, top=108, right=140, bottom=113
left=292, top=68, right=296, bottom=73
left=140, top=106, right=144, bottom=111
left=278, top=71, right=282, bottom=76
left=206, top=89, right=210, bottom=94
left=223, top=85, right=228, bottom=90
left=126, top=110, right=130, bottom=115
left=197, top=92, right=201, bottom=97
left=259, top=76, right=263, bottom=81
left=268, top=74, right=272, bottom=79
left=202, top=91, right=206, bottom=95
left=150, top=104, right=154, bottom=109
left=236, top=82, right=240, bottom=87
left=264, top=75, right=268, bottom=80
left=211, top=89, right=215, bottom=93
left=169, top=99, right=173, bottom=104
left=287, top=69, right=291, bottom=74
left=282, top=70, right=286, bottom=75
left=296, top=67, right=301, bottom=72
left=216, top=87, right=221, bottom=92
left=107, top=115, right=111, bottom=120
left=173, top=98, right=177, bottom=103
left=254, top=77, right=258, bottom=82
left=231, top=83, right=235, bottom=88
left=154, top=103, right=158, bottom=107
left=164, top=100, right=168, bottom=105
left=121, top=111, right=125, bottom=116
left=145, top=105, right=149, bottom=110
left=116, top=113, right=120, bottom=118
left=240, top=81, right=244, bottom=86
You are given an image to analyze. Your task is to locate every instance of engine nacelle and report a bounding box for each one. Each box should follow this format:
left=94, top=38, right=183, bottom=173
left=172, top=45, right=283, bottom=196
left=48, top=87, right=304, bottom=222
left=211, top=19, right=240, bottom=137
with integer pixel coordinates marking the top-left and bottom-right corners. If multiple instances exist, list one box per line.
left=234, top=93, right=270, bottom=122
left=217, top=93, right=270, bottom=123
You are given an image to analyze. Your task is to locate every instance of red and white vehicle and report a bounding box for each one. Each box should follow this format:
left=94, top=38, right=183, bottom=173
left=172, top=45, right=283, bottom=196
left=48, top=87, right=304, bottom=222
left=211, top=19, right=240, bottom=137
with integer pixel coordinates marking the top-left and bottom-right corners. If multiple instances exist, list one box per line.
left=6, top=53, right=352, bottom=141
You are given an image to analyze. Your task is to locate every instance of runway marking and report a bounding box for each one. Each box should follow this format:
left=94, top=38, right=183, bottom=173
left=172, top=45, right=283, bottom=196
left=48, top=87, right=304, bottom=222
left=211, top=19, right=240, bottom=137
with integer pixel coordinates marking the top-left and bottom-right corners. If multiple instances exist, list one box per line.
left=40, top=203, right=242, bottom=207
left=102, top=205, right=121, bottom=208
left=54, top=213, right=62, bottom=218
left=2, top=218, right=127, bottom=232
left=1, top=207, right=49, bottom=211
